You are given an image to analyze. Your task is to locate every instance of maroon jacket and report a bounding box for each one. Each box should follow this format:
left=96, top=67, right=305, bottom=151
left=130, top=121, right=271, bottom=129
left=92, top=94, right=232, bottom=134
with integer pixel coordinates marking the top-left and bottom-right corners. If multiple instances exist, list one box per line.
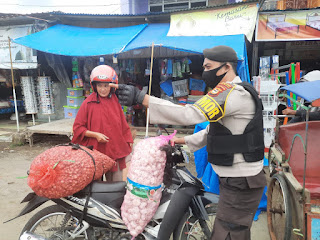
left=72, top=93, right=133, bottom=171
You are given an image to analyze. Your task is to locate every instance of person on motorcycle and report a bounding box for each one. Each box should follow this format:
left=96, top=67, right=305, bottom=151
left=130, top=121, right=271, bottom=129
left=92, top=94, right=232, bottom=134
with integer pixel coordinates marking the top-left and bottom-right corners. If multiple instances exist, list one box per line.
left=111, top=45, right=266, bottom=240
left=72, top=65, right=133, bottom=182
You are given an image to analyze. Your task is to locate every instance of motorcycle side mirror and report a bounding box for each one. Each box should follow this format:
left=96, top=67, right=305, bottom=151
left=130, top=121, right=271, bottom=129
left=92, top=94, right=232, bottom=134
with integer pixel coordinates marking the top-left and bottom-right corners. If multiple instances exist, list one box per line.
left=156, top=129, right=163, bottom=136
left=157, top=124, right=170, bottom=135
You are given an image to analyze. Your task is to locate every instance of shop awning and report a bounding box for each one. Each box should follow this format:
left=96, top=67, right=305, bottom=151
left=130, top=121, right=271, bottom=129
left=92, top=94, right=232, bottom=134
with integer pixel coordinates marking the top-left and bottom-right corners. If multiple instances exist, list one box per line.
left=123, top=23, right=247, bottom=60
left=12, top=24, right=147, bottom=57
left=122, top=23, right=250, bottom=81
left=282, top=80, right=320, bottom=103
left=13, top=23, right=250, bottom=81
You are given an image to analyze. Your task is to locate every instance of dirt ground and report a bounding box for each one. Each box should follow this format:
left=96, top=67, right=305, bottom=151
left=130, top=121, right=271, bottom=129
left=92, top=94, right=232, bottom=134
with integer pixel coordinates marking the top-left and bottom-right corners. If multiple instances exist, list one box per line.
left=0, top=139, right=270, bottom=240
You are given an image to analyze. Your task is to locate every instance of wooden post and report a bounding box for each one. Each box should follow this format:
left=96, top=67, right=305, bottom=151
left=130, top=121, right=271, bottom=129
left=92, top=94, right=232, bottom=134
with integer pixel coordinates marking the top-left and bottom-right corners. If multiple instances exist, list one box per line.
left=145, top=42, right=155, bottom=138
left=8, top=37, right=20, bottom=132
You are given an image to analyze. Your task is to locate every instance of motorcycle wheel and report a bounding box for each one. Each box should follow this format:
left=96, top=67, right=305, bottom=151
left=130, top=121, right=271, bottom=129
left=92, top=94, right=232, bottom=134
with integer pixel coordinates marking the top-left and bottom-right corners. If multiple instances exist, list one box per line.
left=20, top=205, right=94, bottom=240
left=173, top=204, right=217, bottom=240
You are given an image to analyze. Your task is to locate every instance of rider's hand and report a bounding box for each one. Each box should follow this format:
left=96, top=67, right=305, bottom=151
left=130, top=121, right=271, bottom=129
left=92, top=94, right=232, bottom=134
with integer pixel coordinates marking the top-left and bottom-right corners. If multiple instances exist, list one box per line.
left=282, top=108, right=297, bottom=116
left=113, top=84, right=147, bottom=106
left=95, top=133, right=109, bottom=143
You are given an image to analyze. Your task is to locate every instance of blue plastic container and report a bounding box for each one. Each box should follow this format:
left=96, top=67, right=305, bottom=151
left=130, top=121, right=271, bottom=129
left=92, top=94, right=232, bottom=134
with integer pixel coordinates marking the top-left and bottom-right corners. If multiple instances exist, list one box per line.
left=67, top=88, right=83, bottom=97
left=160, top=79, right=173, bottom=96
left=67, top=96, right=85, bottom=107
left=63, top=105, right=80, bottom=118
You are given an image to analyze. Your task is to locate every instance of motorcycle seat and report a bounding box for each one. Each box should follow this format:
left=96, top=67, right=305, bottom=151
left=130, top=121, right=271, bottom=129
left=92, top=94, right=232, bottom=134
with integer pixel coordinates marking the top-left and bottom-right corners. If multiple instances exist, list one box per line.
left=81, top=181, right=126, bottom=194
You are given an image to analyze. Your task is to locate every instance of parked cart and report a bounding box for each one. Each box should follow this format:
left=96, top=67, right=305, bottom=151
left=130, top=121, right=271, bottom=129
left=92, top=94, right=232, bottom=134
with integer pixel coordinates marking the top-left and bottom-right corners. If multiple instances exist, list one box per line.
left=267, top=80, right=320, bottom=240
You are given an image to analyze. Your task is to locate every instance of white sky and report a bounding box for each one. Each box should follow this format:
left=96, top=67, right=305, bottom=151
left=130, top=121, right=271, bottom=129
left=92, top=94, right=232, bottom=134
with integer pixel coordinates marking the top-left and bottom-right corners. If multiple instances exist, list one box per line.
left=0, top=0, right=126, bottom=14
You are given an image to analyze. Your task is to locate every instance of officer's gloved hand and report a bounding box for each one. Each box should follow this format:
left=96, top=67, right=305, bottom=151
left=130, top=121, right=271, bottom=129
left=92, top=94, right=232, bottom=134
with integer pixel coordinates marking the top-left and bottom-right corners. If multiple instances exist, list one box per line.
left=116, top=84, right=147, bottom=106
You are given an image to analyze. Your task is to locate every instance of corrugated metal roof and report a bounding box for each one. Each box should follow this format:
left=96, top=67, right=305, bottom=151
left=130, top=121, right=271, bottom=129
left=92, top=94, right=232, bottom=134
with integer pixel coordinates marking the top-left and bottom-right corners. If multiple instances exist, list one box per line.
left=52, top=0, right=259, bottom=17
left=0, top=13, right=23, bottom=19
left=0, top=12, right=56, bottom=19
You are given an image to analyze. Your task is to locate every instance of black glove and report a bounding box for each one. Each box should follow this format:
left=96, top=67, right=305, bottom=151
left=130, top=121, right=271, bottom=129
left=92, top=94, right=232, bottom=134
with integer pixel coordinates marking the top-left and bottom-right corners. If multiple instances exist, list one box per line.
left=116, top=84, right=147, bottom=106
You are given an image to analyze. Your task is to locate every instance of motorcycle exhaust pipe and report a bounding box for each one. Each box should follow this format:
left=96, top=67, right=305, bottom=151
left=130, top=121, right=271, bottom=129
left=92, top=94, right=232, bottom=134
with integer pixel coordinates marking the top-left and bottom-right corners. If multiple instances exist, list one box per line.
left=20, top=231, right=48, bottom=240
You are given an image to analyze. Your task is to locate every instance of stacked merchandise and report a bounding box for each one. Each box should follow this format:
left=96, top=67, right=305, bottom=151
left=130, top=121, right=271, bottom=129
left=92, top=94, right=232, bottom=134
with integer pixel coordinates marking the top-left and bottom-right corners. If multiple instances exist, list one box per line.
left=38, top=76, right=54, bottom=115
left=172, top=79, right=189, bottom=99
left=189, top=78, right=206, bottom=96
left=253, top=56, right=280, bottom=148
left=63, top=88, right=84, bottom=118
left=63, top=57, right=86, bottom=119
left=72, top=57, right=84, bottom=88
left=21, top=76, right=38, bottom=114
left=177, top=97, right=188, bottom=105
left=122, top=105, right=134, bottom=124
left=159, top=58, right=206, bottom=105
left=187, top=95, right=203, bottom=105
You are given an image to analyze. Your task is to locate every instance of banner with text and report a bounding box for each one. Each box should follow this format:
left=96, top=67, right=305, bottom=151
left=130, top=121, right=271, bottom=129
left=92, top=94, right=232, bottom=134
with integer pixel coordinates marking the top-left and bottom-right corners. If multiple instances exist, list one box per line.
left=0, top=25, right=37, bottom=69
left=256, top=9, right=320, bottom=41
left=167, top=3, right=258, bottom=42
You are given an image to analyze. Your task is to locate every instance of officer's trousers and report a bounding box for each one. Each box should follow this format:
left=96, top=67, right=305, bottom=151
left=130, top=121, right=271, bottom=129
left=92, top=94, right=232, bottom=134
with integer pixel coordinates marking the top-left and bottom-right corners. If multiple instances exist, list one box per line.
left=210, top=170, right=266, bottom=240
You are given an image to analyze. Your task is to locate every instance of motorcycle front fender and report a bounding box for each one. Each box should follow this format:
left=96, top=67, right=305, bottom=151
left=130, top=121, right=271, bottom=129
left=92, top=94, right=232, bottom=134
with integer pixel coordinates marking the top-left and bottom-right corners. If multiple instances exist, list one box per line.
left=200, top=191, right=219, bottom=207
left=4, top=192, right=48, bottom=223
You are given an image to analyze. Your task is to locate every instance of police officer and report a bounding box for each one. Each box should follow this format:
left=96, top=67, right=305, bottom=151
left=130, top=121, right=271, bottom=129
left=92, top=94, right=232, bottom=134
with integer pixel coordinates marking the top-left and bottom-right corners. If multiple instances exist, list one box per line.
left=112, top=45, right=266, bottom=240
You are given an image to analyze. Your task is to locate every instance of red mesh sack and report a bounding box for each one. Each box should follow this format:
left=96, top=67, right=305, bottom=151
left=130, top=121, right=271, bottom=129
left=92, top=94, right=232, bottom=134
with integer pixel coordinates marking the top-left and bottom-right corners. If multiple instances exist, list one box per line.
left=28, top=145, right=115, bottom=199
left=92, top=149, right=115, bottom=173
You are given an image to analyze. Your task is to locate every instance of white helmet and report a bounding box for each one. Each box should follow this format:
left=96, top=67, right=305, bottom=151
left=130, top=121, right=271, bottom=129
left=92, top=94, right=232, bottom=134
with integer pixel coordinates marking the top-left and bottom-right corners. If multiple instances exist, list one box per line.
left=300, top=70, right=320, bottom=82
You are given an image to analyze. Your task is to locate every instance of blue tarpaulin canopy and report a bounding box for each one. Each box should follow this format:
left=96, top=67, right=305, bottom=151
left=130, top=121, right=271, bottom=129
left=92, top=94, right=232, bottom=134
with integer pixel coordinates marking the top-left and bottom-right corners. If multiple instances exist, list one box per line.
left=123, top=23, right=250, bottom=82
left=124, top=23, right=246, bottom=59
left=281, top=80, right=320, bottom=102
left=13, top=24, right=148, bottom=56
left=13, top=23, right=250, bottom=81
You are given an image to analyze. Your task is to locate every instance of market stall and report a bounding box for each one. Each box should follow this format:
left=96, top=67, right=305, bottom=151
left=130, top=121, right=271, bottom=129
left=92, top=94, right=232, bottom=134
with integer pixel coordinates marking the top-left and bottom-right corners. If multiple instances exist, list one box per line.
left=0, top=24, right=39, bottom=131
left=12, top=23, right=252, bottom=141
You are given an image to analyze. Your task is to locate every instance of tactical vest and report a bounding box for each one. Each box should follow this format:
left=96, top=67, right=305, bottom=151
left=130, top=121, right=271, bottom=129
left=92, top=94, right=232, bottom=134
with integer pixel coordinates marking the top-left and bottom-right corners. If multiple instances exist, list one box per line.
left=206, top=82, right=265, bottom=166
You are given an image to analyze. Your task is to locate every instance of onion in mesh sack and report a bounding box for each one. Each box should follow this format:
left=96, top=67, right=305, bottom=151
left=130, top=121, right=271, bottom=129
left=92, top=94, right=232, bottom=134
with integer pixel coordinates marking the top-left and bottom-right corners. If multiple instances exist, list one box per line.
left=28, top=145, right=115, bottom=199
left=121, top=132, right=176, bottom=238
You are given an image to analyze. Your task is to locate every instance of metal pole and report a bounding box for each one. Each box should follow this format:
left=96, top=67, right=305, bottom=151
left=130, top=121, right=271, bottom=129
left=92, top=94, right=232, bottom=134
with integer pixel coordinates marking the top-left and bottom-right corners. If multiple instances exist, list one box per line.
left=145, top=42, right=155, bottom=138
left=8, top=37, right=20, bottom=132
left=251, top=42, right=258, bottom=77
left=302, top=108, right=310, bottom=199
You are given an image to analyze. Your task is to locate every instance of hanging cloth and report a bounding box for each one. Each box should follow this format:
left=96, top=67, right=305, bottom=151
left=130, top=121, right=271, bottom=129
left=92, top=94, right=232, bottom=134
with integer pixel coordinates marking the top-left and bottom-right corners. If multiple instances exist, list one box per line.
left=167, top=59, right=173, bottom=75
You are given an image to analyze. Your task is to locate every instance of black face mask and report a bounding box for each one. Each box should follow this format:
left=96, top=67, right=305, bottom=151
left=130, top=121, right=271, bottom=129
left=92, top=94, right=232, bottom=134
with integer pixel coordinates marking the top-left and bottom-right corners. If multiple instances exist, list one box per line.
left=202, top=63, right=227, bottom=89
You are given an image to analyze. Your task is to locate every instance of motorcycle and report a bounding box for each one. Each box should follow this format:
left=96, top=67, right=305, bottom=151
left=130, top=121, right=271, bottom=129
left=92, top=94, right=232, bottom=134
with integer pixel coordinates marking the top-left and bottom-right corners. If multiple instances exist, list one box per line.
left=9, top=139, right=219, bottom=240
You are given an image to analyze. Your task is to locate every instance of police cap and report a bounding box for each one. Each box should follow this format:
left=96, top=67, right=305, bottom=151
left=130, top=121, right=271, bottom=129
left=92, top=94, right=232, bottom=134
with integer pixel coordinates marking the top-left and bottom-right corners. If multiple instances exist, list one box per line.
left=203, top=45, right=238, bottom=63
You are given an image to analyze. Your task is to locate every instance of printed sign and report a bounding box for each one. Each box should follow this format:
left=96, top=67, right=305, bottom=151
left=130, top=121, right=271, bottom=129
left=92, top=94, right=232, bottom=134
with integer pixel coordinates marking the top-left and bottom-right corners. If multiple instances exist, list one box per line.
left=167, top=3, right=258, bottom=42
left=256, top=9, right=320, bottom=41
left=0, top=25, right=37, bottom=69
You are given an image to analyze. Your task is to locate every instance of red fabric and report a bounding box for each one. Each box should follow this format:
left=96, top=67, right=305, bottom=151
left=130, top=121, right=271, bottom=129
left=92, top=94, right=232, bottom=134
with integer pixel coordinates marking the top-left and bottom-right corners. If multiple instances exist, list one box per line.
left=72, top=93, right=133, bottom=171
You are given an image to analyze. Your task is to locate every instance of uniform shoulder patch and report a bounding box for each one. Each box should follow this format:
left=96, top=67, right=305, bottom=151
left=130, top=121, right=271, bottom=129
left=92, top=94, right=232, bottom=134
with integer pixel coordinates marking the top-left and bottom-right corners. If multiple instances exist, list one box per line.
left=193, top=82, right=235, bottom=122
left=207, top=83, right=234, bottom=98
